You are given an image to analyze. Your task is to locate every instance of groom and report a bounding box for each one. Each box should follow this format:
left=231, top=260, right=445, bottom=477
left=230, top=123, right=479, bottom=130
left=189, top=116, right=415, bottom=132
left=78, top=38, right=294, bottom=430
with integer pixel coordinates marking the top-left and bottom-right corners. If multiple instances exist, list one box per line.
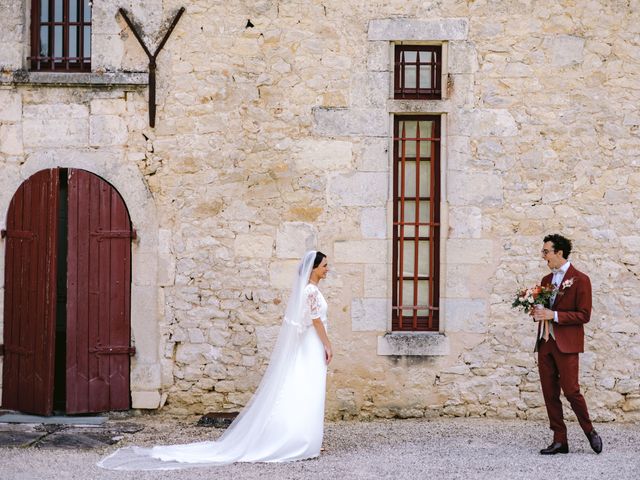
left=532, top=234, right=602, bottom=455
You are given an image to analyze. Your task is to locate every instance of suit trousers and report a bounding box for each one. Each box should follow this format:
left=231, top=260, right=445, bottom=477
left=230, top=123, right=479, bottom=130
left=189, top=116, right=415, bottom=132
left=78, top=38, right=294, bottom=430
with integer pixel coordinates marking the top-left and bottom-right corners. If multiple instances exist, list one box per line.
left=537, top=337, right=593, bottom=443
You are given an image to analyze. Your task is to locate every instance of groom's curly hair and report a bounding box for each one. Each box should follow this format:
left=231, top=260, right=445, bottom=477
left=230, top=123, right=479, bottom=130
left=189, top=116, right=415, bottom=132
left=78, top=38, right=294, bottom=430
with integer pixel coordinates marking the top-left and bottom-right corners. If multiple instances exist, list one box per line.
left=544, top=234, right=572, bottom=259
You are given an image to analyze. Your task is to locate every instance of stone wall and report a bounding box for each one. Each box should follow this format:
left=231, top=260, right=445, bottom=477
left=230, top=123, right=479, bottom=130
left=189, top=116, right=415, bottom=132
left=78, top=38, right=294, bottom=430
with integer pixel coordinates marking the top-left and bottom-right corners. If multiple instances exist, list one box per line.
left=1, top=0, right=639, bottom=421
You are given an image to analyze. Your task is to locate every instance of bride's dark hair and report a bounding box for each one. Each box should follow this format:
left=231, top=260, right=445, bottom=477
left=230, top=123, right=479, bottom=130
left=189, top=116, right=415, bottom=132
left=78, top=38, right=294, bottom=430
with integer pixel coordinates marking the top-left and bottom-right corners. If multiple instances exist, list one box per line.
left=313, top=251, right=326, bottom=269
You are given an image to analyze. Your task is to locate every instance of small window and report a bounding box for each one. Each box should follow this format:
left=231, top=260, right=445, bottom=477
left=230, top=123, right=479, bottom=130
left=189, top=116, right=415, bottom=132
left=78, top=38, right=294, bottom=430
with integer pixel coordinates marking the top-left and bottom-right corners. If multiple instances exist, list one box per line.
left=392, top=115, right=441, bottom=331
left=394, top=45, right=442, bottom=100
left=30, top=0, right=92, bottom=71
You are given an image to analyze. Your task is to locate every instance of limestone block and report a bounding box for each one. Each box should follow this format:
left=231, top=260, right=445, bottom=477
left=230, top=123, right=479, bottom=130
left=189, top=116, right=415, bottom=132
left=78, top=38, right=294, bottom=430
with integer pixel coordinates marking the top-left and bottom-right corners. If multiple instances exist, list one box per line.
left=157, top=253, right=176, bottom=287
left=312, top=107, right=389, bottom=137
left=131, top=391, right=161, bottom=409
left=364, top=263, right=388, bottom=297
left=448, top=171, right=504, bottom=206
left=175, top=344, right=220, bottom=365
left=89, top=115, right=129, bottom=147
left=234, top=234, right=273, bottom=258
left=268, top=260, right=299, bottom=289
left=358, top=137, right=390, bottom=172
left=0, top=43, right=22, bottom=70
left=90, top=98, right=127, bottom=115
left=447, top=239, right=493, bottom=264
left=92, top=33, right=127, bottom=71
left=214, top=380, right=236, bottom=393
left=132, top=252, right=158, bottom=286
left=350, top=72, right=389, bottom=108
left=130, top=285, right=159, bottom=363
left=367, top=41, right=390, bottom=72
left=130, top=363, right=162, bottom=390
left=623, top=114, right=640, bottom=126
left=293, top=139, right=353, bottom=172
left=334, top=240, right=388, bottom=264
left=620, top=236, right=640, bottom=252
left=23, top=111, right=89, bottom=148
left=0, top=90, right=22, bottom=122
left=443, top=299, right=488, bottom=333
left=0, top=124, right=23, bottom=155
left=188, top=328, right=206, bottom=344
left=275, top=222, right=317, bottom=259
left=448, top=206, right=482, bottom=238
left=327, top=172, right=388, bottom=207
left=351, top=298, right=388, bottom=331
left=361, top=207, right=387, bottom=239
left=368, top=18, right=468, bottom=41
left=451, top=109, right=518, bottom=137
left=544, top=35, right=585, bottom=67
left=448, top=42, right=478, bottom=74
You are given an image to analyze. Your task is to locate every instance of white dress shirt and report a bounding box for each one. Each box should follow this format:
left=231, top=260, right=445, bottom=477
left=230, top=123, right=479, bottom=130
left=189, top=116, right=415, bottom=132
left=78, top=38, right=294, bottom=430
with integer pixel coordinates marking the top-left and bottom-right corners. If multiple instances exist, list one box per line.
left=539, top=261, right=570, bottom=340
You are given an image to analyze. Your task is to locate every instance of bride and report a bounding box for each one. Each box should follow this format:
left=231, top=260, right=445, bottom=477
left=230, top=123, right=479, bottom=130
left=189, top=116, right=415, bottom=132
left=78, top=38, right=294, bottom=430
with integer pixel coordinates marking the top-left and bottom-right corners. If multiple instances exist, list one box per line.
left=98, top=250, right=332, bottom=470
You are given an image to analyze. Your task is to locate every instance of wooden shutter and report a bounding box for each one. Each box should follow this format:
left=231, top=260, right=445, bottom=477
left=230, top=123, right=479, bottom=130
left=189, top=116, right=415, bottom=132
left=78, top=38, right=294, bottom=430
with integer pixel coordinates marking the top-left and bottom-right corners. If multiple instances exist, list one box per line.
left=66, top=169, right=133, bottom=413
left=2, top=169, right=59, bottom=415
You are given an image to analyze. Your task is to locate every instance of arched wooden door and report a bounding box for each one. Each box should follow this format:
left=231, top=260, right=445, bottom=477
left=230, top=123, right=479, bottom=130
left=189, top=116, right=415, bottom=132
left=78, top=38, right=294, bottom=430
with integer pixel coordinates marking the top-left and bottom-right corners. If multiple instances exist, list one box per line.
left=2, top=168, right=134, bottom=415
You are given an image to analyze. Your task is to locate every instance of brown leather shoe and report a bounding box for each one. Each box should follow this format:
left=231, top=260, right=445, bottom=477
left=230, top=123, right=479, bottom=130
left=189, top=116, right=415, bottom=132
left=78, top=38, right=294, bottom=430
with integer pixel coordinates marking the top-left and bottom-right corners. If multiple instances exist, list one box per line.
left=540, top=442, right=569, bottom=455
left=586, top=429, right=603, bottom=454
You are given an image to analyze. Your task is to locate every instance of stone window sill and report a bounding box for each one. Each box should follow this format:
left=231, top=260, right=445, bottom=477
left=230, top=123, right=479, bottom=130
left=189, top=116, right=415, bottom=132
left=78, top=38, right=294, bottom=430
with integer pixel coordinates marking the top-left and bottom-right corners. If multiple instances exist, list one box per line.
left=377, top=332, right=449, bottom=356
left=0, top=70, right=148, bottom=87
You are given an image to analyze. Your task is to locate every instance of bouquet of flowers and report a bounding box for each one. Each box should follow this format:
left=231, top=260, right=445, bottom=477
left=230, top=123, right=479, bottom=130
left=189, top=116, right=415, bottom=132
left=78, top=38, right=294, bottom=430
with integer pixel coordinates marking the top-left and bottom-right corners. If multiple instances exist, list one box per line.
left=511, top=284, right=555, bottom=313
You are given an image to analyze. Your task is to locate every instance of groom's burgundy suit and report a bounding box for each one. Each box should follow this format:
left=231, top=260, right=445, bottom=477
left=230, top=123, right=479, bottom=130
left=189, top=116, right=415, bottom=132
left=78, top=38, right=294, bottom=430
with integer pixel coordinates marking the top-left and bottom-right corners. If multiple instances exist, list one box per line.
left=535, top=264, right=594, bottom=444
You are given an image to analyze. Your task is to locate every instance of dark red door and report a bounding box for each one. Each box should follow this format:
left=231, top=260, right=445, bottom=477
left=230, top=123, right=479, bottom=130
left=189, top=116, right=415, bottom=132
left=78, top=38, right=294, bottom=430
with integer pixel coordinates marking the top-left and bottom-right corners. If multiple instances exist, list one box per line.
left=66, top=169, right=133, bottom=413
left=2, top=170, right=59, bottom=415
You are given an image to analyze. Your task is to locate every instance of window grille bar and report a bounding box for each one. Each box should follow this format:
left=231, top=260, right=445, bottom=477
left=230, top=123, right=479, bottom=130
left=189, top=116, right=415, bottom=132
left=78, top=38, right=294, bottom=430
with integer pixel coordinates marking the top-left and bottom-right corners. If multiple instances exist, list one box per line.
left=412, top=121, right=421, bottom=329
left=398, top=121, right=407, bottom=329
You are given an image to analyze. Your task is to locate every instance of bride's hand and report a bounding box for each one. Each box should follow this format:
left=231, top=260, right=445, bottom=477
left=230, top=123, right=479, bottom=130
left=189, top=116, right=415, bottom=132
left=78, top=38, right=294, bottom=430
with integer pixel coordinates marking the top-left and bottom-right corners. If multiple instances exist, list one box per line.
left=324, top=343, right=333, bottom=365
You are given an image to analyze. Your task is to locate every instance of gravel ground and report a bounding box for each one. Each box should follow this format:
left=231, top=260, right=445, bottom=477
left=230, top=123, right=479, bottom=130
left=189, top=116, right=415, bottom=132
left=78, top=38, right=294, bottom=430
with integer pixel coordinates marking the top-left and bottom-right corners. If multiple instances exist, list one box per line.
left=1, top=416, right=639, bottom=480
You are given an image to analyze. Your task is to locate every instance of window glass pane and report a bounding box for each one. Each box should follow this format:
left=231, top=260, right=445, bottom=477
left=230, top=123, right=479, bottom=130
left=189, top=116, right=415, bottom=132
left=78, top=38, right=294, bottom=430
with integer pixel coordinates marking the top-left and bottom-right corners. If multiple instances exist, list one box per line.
left=54, top=25, right=63, bottom=58
left=39, top=26, right=49, bottom=56
left=40, top=0, right=49, bottom=22
left=419, top=65, right=433, bottom=89
left=54, top=0, right=63, bottom=22
left=70, top=0, right=78, bottom=22
left=83, top=26, right=91, bottom=56
left=403, top=51, right=417, bottom=62
left=416, top=280, right=430, bottom=316
left=69, top=26, right=78, bottom=57
left=399, top=161, right=431, bottom=198
left=84, top=0, right=92, bottom=22
left=398, top=120, right=417, bottom=157
left=400, top=281, right=414, bottom=316
left=400, top=239, right=429, bottom=277
left=404, top=64, right=416, bottom=88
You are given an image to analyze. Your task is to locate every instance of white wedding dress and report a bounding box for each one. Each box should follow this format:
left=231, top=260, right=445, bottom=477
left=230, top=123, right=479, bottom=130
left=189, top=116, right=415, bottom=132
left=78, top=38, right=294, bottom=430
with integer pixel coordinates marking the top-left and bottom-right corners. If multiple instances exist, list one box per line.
left=98, top=251, right=328, bottom=470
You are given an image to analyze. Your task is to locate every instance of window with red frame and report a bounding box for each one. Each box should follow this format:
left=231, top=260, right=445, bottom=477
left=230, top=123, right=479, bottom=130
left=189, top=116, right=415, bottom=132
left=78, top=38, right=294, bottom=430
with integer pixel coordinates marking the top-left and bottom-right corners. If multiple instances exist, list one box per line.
left=392, top=116, right=441, bottom=331
left=30, top=0, right=92, bottom=71
left=394, top=45, right=442, bottom=100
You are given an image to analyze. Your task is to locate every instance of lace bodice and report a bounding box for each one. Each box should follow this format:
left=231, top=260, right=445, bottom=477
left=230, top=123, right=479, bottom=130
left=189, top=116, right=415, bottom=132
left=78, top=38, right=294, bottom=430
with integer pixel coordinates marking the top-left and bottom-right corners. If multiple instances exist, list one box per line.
left=304, top=284, right=328, bottom=327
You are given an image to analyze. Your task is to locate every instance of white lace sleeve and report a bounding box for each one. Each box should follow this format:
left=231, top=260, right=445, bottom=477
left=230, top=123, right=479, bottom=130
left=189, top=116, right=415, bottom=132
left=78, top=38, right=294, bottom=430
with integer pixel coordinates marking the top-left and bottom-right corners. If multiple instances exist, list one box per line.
left=305, top=286, right=321, bottom=325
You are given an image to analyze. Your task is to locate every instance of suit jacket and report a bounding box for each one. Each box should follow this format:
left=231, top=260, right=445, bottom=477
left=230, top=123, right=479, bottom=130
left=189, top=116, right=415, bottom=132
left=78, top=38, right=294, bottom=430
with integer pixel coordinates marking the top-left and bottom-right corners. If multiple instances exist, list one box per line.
left=535, top=264, right=592, bottom=354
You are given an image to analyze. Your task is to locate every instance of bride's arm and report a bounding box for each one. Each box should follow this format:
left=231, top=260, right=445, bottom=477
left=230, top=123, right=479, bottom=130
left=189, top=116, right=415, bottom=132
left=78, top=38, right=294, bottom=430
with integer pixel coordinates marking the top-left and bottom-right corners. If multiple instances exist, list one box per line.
left=312, top=318, right=333, bottom=365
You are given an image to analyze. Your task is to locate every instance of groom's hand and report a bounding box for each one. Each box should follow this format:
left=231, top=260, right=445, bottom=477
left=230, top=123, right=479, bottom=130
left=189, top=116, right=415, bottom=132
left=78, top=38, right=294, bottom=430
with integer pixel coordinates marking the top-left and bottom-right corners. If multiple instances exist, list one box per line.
left=532, top=307, right=554, bottom=322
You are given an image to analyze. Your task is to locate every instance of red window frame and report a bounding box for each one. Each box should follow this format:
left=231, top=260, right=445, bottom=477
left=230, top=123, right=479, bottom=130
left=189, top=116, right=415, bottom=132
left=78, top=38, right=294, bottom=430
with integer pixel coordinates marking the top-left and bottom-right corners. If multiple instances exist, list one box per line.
left=30, top=0, right=92, bottom=71
left=392, top=115, right=441, bottom=331
left=394, top=45, right=442, bottom=100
